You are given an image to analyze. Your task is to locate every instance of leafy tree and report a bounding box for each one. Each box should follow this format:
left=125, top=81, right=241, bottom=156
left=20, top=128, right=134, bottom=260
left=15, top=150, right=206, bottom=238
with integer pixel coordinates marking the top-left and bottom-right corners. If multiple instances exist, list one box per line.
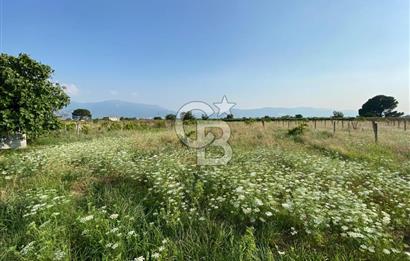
left=384, top=110, right=404, bottom=117
left=201, top=114, right=209, bottom=120
left=165, top=114, right=176, bottom=120
left=225, top=114, right=234, bottom=120
left=72, top=109, right=92, bottom=120
left=153, top=116, right=162, bottom=120
left=181, top=111, right=195, bottom=121
left=0, top=53, right=69, bottom=137
left=332, top=111, right=344, bottom=118
left=358, top=95, right=403, bottom=117
left=295, top=114, right=303, bottom=119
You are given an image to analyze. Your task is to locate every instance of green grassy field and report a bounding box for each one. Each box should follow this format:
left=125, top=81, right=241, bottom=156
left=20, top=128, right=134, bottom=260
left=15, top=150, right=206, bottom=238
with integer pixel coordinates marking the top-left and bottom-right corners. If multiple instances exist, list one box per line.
left=1, top=121, right=409, bottom=260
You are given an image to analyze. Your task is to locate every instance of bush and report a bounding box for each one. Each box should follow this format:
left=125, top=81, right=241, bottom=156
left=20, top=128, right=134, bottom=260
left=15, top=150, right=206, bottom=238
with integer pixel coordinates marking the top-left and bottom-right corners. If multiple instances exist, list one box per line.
left=123, top=121, right=140, bottom=130
left=81, top=124, right=90, bottom=135
left=288, top=123, right=308, bottom=136
left=64, top=122, right=77, bottom=131
left=165, top=114, right=176, bottom=121
left=106, top=122, right=122, bottom=131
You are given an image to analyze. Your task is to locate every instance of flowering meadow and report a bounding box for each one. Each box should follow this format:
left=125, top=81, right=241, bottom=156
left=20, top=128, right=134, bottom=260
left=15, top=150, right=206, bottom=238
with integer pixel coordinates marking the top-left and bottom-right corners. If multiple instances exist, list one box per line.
left=0, top=122, right=409, bottom=260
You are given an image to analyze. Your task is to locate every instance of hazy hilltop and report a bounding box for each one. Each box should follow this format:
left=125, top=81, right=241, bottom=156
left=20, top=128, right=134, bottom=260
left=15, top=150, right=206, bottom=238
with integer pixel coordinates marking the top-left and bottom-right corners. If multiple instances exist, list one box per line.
left=62, top=100, right=174, bottom=118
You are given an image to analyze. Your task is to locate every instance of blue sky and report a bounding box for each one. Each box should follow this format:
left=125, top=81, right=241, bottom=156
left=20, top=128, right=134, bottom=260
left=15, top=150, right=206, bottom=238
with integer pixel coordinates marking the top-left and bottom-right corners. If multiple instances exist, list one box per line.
left=1, top=0, right=409, bottom=112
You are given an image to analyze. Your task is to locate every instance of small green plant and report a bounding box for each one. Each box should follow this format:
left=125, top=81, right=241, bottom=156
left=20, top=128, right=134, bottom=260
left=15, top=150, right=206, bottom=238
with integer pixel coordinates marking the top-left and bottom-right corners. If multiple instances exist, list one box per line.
left=81, top=124, right=90, bottom=135
left=288, top=123, right=308, bottom=136
left=240, top=227, right=257, bottom=261
left=107, top=122, right=122, bottom=131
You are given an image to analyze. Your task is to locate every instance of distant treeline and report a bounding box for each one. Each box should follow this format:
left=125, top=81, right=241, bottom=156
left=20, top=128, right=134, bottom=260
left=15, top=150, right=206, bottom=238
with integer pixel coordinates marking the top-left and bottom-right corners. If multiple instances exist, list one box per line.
left=65, top=116, right=409, bottom=122
left=219, top=116, right=409, bottom=122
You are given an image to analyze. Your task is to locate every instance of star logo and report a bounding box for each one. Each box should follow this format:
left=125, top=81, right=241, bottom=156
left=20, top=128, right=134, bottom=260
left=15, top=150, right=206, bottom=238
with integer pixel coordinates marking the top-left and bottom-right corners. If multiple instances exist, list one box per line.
left=213, top=95, right=236, bottom=117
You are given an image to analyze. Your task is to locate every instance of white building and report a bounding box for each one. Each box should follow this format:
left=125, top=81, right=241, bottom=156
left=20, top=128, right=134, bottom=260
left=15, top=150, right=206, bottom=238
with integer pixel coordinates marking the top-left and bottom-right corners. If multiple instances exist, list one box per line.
left=108, top=117, right=120, bottom=121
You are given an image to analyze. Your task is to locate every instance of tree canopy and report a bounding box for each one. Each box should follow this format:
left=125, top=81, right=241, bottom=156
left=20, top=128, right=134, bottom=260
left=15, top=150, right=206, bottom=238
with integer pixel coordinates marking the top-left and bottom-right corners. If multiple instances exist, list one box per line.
left=0, top=53, right=69, bottom=137
left=225, top=114, right=234, bottom=120
left=295, top=114, right=303, bottom=119
left=72, top=109, right=92, bottom=120
left=165, top=114, right=176, bottom=120
left=201, top=114, right=209, bottom=120
left=358, top=95, right=403, bottom=117
left=181, top=111, right=195, bottom=121
left=332, top=111, right=344, bottom=118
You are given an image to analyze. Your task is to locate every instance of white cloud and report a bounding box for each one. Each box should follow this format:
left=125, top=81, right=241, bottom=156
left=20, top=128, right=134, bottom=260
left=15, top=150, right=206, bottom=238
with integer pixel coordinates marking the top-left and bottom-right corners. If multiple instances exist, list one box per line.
left=62, top=83, right=79, bottom=96
left=110, top=90, right=118, bottom=95
left=131, top=91, right=138, bottom=97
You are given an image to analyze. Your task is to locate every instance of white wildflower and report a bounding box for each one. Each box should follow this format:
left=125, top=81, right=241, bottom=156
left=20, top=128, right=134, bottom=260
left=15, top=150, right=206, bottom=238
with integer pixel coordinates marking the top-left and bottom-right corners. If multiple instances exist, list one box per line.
left=255, top=198, right=263, bottom=206
left=54, top=250, right=66, bottom=260
left=110, top=213, right=119, bottom=220
left=80, top=215, right=94, bottom=223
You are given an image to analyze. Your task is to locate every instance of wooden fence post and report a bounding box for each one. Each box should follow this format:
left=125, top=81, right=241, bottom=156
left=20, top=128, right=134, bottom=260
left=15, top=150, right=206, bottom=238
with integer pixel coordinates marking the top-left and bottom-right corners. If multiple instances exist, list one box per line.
left=404, top=120, right=407, bottom=131
left=372, top=121, right=378, bottom=143
left=314, top=120, right=317, bottom=129
left=333, top=121, right=336, bottom=134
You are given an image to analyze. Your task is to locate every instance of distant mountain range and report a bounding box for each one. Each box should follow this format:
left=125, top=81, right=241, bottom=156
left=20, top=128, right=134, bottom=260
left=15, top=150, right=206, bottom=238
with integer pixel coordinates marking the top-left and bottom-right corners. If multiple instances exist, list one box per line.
left=60, top=100, right=357, bottom=119
left=61, top=100, right=173, bottom=119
